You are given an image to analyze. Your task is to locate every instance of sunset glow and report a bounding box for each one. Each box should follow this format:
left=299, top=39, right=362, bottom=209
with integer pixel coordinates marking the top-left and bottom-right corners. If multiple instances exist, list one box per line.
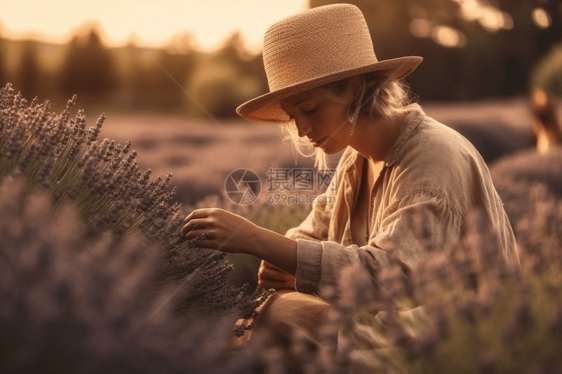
left=0, top=0, right=308, bottom=53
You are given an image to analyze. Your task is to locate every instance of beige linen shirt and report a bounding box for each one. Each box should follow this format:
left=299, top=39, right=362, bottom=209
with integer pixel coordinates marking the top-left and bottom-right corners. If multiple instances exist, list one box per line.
left=286, top=103, right=520, bottom=295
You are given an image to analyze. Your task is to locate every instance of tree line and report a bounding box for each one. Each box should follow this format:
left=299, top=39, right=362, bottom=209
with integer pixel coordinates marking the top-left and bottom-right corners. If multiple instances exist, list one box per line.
left=1, top=0, right=561, bottom=118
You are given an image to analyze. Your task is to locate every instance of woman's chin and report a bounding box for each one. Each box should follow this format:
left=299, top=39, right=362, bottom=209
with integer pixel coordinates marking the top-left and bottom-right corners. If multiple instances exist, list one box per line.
left=321, top=147, right=338, bottom=155
left=314, top=140, right=330, bottom=151
left=312, top=139, right=342, bottom=154
left=320, top=143, right=345, bottom=155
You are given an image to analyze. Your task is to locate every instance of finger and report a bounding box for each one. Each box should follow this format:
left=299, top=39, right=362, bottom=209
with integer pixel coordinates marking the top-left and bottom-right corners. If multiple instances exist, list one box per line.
left=258, top=271, right=295, bottom=286
left=185, top=229, right=214, bottom=241
left=260, top=260, right=281, bottom=273
left=181, top=218, right=207, bottom=234
left=259, top=266, right=295, bottom=282
left=258, top=260, right=276, bottom=276
left=258, top=260, right=267, bottom=274
left=258, top=278, right=296, bottom=291
left=258, top=260, right=269, bottom=276
left=259, top=261, right=295, bottom=280
left=263, top=260, right=289, bottom=274
left=184, top=208, right=212, bottom=223
left=262, top=261, right=294, bottom=278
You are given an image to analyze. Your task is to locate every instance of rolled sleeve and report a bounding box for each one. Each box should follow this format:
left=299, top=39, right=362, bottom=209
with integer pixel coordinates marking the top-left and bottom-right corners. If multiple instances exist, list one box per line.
left=295, top=239, right=323, bottom=294
left=295, top=239, right=392, bottom=295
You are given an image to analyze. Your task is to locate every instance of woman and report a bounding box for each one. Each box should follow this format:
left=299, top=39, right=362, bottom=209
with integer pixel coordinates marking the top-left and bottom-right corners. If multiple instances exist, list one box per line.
left=182, top=3, right=519, bottom=358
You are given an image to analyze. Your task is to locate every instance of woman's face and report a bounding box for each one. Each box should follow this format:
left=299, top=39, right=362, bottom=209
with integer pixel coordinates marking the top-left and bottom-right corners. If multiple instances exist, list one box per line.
left=279, top=87, right=352, bottom=154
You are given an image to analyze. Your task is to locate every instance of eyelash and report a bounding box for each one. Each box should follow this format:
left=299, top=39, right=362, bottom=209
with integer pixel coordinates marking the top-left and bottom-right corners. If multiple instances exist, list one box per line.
left=289, top=106, right=317, bottom=120
left=302, top=107, right=317, bottom=116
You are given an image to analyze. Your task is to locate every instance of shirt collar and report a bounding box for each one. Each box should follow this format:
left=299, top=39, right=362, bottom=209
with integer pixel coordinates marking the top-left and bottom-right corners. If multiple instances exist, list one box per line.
left=340, top=103, right=426, bottom=173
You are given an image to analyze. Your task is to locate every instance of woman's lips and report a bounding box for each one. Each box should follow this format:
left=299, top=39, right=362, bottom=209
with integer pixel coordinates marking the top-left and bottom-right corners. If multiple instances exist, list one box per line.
left=312, top=137, right=327, bottom=147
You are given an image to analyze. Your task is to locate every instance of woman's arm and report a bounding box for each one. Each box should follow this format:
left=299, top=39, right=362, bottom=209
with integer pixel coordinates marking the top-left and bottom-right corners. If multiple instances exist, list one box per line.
left=249, top=188, right=339, bottom=278
left=254, top=191, right=337, bottom=290
left=251, top=227, right=297, bottom=276
left=182, top=172, right=338, bottom=285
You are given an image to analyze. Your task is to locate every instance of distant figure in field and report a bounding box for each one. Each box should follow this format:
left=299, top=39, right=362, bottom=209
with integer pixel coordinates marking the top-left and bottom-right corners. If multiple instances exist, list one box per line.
left=490, top=88, right=562, bottom=226
left=531, top=88, right=562, bottom=154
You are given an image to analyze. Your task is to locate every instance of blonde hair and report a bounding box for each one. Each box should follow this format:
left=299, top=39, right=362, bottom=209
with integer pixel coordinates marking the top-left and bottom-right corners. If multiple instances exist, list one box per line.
left=279, top=72, right=415, bottom=171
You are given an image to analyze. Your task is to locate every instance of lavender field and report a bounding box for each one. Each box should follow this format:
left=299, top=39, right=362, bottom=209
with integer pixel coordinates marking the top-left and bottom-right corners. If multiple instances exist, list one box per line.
left=2, top=83, right=562, bottom=373
left=94, top=95, right=546, bottom=207
left=4, top=0, right=562, bottom=370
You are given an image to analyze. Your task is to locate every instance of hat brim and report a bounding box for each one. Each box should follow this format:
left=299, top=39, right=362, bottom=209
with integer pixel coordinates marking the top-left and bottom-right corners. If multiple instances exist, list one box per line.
left=236, top=56, right=423, bottom=124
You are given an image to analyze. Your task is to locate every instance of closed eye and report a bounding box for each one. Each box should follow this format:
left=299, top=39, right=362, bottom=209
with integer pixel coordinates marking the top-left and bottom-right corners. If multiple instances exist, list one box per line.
left=302, top=107, right=317, bottom=116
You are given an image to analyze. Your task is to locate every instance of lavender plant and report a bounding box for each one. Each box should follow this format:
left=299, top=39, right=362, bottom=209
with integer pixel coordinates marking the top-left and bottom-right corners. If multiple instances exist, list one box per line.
left=0, top=83, right=270, bottom=330
left=314, top=189, right=562, bottom=374
left=0, top=174, right=266, bottom=374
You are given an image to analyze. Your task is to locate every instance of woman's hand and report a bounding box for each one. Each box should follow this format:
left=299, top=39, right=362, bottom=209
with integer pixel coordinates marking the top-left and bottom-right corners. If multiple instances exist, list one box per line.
left=258, top=260, right=296, bottom=291
left=183, top=207, right=299, bottom=276
left=182, top=208, right=260, bottom=254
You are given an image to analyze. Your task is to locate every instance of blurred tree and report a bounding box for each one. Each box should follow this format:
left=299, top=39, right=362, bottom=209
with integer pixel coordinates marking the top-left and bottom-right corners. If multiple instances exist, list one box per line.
left=129, top=32, right=197, bottom=112
left=17, top=39, right=41, bottom=100
left=115, top=38, right=139, bottom=110
left=532, top=43, right=562, bottom=97
left=189, top=32, right=268, bottom=118
left=58, top=27, right=118, bottom=100
left=309, top=0, right=562, bottom=100
left=0, top=37, right=8, bottom=88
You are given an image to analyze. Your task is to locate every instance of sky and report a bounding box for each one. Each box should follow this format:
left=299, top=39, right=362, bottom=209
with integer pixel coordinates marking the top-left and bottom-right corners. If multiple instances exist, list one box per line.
left=0, top=0, right=309, bottom=53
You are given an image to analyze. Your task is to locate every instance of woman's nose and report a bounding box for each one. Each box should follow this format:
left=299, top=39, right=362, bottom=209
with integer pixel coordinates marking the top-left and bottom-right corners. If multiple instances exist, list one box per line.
left=294, top=117, right=312, bottom=138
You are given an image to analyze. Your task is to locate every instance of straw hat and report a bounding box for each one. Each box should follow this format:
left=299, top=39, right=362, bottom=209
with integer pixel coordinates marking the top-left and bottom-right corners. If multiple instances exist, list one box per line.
left=236, top=3, right=423, bottom=124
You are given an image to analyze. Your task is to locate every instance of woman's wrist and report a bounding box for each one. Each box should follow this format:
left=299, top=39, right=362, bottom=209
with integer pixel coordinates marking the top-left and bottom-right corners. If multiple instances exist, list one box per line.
left=249, top=226, right=298, bottom=276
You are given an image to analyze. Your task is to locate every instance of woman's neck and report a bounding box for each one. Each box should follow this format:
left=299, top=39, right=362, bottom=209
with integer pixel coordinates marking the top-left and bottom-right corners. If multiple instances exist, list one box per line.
left=349, top=114, right=405, bottom=165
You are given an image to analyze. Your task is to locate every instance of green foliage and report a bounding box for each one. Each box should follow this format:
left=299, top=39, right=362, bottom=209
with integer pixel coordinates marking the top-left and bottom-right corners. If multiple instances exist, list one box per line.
left=187, top=33, right=267, bottom=119
left=532, top=43, right=562, bottom=97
